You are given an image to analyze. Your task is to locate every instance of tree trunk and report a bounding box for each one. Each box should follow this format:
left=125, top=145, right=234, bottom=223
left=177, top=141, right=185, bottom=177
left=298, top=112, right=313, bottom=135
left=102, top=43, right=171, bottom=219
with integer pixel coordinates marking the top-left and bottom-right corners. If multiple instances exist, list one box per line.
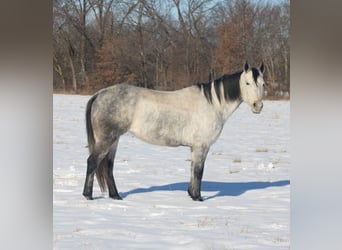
left=283, top=46, right=289, bottom=91
left=68, top=55, right=77, bottom=93
left=137, top=2, right=147, bottom=88
left=54, top=63, right=66, bottom=91
left=79, top=0, right=89, bottom=91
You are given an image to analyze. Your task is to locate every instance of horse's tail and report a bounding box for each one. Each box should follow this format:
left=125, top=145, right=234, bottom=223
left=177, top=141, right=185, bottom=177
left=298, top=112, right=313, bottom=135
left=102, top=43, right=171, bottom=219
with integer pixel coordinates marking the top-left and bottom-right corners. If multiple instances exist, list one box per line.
left=86, top=94, right=97, bottom=153
left=86, top=92, right=109, bottom=193
left=96, top=159, right=109, bottom=193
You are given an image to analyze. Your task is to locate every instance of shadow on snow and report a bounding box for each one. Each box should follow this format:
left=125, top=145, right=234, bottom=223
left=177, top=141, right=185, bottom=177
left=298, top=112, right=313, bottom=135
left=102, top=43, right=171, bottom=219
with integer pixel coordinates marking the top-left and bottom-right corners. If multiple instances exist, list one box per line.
left=119, top=180, right=290, bottom=201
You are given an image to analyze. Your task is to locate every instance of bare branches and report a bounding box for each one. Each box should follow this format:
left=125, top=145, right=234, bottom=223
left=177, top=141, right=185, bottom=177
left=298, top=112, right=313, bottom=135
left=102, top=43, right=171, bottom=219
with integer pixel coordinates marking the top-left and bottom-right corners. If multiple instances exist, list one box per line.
left=53, top=0, right=290, bottom=96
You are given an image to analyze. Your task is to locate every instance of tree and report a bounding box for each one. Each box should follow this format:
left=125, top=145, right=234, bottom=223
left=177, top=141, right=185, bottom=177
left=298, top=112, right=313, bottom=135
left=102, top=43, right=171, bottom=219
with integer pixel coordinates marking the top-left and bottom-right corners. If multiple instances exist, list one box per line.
left=213, top=0, right=257, bottom=75
left=53, top=0, right=79, bottom=92
left=53, top=0, right=290, bottom=98
left=212, top=0, right=290, bottom=97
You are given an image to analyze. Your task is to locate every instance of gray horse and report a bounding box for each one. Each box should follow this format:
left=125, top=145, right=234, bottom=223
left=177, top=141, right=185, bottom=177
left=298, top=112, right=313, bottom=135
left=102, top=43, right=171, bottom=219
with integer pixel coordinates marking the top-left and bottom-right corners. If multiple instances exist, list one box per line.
left=83, top=62, right=266, bottom=201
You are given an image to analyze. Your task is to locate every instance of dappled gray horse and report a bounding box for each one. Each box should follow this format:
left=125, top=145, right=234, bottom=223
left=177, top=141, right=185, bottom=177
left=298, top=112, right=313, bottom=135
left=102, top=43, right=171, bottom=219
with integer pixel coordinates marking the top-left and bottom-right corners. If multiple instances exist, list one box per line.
left=83, top=62, right=266, bottom=201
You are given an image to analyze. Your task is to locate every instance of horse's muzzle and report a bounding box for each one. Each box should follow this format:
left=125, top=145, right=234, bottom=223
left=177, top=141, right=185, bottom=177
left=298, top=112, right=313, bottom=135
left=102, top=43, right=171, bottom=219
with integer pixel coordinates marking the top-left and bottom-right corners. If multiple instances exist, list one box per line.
left=252, top=101, right=263, bottom=113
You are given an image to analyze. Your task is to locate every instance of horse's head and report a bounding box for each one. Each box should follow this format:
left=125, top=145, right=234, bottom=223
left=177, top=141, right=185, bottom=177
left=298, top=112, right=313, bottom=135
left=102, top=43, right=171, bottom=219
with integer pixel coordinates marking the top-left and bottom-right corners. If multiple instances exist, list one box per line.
left=239, top=62, right=265, bottom=114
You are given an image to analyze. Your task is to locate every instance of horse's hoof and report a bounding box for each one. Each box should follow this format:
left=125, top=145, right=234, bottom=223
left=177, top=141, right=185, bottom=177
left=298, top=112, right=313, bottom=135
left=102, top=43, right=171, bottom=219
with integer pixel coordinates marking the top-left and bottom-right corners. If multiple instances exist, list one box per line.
left=110, top=195, right=123, bottom=200
left=84, top=195, right=93, bottom=200
left=188, top=189, right=203, bottom=201
left=192, top=196, right=204, bottom=202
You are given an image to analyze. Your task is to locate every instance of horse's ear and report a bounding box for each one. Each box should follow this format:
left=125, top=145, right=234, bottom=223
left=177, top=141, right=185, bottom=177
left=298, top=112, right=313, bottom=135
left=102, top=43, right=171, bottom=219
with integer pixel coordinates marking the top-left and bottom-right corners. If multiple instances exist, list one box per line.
left=260, top=63, right=265, bottom=74
left=244, top=62, right=249, bottom=72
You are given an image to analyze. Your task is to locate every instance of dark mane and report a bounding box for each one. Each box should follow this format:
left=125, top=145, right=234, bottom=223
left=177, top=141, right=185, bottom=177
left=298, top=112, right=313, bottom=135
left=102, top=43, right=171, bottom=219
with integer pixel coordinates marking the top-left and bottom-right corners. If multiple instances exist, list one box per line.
left=195, top=71, right=242, bottom=104
left=251, top=68, right=260, bottom=84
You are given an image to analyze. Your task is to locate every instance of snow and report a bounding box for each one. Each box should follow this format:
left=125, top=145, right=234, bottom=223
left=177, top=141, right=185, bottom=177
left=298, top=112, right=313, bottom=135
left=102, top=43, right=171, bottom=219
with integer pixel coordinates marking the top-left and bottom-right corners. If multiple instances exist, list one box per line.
left=53, top=94, right=290, bottom=249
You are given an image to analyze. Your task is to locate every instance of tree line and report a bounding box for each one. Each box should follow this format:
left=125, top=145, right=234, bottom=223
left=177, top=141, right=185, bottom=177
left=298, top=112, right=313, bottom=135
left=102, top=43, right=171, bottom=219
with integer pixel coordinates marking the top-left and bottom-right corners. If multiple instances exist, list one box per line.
left=53, top=0, right=290, bottom=97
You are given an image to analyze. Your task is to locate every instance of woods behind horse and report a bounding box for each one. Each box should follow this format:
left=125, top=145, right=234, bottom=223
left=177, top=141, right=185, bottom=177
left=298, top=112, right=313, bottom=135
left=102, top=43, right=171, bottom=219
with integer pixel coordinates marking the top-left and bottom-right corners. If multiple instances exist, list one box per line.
left=83, top=62, right=265, bottom=201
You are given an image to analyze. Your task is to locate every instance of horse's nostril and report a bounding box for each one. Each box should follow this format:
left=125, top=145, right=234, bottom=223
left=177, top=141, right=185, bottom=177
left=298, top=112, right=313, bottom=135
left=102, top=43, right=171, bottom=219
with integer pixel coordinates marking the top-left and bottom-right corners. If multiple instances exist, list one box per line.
left=253, top=102, right=263, bottom=110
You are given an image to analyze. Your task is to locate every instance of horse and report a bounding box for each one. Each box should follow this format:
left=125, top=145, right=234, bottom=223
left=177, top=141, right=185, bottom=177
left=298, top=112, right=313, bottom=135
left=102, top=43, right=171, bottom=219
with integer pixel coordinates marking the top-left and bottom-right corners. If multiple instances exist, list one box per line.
left=83, top=62, right=266, bottom=201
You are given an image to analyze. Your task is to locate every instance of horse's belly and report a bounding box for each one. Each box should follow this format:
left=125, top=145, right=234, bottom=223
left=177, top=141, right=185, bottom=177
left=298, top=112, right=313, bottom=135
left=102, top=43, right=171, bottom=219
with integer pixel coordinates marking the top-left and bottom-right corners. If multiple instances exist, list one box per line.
left=129, top=120, right=221, bottom=148
left=129, top=126, right=184, bottom=147
left=129, top=103, right=190, bottom=147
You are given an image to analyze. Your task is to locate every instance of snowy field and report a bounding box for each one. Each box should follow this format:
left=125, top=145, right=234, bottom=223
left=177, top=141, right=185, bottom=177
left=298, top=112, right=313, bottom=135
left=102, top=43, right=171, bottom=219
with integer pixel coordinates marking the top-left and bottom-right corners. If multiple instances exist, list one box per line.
left=53, top=94, right=290, bottom=249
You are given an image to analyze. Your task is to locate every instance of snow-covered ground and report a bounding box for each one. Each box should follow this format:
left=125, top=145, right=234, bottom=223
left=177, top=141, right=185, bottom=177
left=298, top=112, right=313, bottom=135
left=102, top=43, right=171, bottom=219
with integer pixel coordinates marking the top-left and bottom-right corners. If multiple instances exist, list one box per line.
left=53, top=94, right=290, bottom=249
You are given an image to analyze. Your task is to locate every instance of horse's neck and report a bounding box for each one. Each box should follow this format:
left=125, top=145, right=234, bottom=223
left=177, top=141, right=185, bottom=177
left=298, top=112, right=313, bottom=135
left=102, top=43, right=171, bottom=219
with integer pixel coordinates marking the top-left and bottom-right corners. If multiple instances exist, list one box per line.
left=219, top=99, right=243, bottom=121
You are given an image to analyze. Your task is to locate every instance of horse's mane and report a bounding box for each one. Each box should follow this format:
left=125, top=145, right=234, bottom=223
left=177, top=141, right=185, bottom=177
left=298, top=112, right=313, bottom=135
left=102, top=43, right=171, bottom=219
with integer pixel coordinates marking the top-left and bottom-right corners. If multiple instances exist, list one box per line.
left=195, top=71, right=242, bottom=104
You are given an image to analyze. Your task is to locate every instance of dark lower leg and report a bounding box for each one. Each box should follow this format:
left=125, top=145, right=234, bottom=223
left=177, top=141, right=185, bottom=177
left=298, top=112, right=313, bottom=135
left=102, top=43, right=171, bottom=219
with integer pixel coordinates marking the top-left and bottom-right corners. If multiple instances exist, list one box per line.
left=106, top=158, right=122, bottom=200
left=188, top=146, right=209, bottom=201
left=188, top=164, right=204, bottom=201
left=83, top=173, right=95, bottom=199
left=83, top=154, right=97, bottom=199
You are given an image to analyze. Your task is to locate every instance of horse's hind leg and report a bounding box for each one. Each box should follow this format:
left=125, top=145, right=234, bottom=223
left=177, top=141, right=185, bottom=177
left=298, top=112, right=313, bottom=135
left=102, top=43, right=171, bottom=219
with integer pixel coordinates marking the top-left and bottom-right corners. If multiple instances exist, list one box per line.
left=83, top=152, right=102, bottom=200
left=188, top=145, right=209, bottom=201
left=83, top=139, right=122, bottom=200
left=105, top=140, right=122, bottom=200
left=83, top=142, right=111, bottom=200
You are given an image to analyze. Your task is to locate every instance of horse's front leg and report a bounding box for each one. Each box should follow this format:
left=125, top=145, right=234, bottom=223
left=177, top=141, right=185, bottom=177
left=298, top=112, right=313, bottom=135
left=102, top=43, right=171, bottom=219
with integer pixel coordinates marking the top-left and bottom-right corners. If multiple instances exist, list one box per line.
left=188, top=145, right=209, bottom=201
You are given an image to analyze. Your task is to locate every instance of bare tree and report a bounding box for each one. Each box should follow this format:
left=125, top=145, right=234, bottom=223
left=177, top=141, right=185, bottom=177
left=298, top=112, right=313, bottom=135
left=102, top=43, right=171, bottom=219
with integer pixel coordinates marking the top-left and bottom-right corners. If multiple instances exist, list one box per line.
left=53, top=0, right=290, bottom=97
left=212, top=0, right=290, bottom=96
left=89, top=0, right=115, bottom=46
left=53, top=0, right=79, bottom=92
